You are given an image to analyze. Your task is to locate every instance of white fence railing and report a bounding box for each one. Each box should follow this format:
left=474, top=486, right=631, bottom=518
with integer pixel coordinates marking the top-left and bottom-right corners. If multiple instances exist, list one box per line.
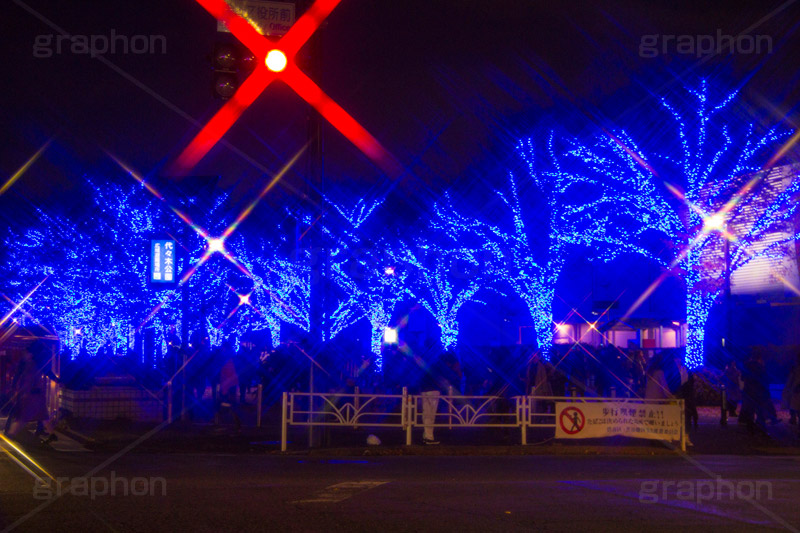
left=281, top=392, right=686, bottom=452
left=408, top=394, right=523, bottom=429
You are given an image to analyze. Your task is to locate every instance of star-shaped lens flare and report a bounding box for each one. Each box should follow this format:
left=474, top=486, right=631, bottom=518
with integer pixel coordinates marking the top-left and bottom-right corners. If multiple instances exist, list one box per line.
left=0, top=276, right=48, bottom=328
left=0, top=139, right=52, bottom=196
left=173, top=0, right=402, bottom=178
left=106, top=146, right=306, bottom=337
left=108, top=146, right=304, bottom=282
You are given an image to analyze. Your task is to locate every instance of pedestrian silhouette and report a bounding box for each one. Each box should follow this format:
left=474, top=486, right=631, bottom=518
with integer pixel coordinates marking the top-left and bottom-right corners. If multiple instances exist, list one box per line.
left=570, top=411, right=581, bottom=431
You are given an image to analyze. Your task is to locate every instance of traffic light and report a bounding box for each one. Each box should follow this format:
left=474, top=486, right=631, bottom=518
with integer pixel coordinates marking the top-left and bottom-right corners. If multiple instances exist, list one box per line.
left=211, top=42, right=256, bottom=100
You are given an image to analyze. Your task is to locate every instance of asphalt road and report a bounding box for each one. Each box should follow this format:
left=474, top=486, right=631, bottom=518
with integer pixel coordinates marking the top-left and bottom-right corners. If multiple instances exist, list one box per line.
left=2, top=445, right=799, bottom=533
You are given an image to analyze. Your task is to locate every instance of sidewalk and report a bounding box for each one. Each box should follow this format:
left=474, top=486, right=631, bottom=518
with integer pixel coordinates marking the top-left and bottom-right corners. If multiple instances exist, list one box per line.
left=16, top=403, right=798, bottom=456
left=685, top=406, right=800, bottom=455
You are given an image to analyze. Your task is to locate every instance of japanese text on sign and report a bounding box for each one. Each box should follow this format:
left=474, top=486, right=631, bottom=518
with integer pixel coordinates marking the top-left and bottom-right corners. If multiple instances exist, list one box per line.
left=150, top=240, right=176, bottom=284
left=217, top=0, right=296, bottom=37
left=554, top=401, right=682, bottom=442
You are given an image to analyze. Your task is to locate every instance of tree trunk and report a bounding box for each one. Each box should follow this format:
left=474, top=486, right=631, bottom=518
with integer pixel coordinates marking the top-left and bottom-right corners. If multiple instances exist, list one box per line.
left=440, top=319, right=458, bottom=350
left=268, top=321, right=281, bottom=351
left=685, top=289, right=715, bottom=369
left=370, top=323, right=384, bottom=369
left=517, top=274, right=557, bottom=360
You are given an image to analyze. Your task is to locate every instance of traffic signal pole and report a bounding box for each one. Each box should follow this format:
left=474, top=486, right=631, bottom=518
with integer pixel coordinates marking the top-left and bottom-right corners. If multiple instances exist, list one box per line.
left=304, top=0, right=325, bottom=447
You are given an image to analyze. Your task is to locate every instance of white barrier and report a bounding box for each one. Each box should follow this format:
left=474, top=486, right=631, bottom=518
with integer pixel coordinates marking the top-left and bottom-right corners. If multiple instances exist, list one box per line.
left=280, top=392, right=686, bottom=452
left=408, top=393, right=523, bottom=434
left=282, top=390, right=410, bottom=451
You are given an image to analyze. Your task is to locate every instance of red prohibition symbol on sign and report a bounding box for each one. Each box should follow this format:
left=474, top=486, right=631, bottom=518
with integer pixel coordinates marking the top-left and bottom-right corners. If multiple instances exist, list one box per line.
left=559, top=407, right=585, bottom=435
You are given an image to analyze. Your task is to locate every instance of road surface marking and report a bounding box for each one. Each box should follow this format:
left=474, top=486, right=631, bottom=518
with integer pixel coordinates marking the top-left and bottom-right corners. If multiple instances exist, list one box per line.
left=291, top=480, right=389, bottom=504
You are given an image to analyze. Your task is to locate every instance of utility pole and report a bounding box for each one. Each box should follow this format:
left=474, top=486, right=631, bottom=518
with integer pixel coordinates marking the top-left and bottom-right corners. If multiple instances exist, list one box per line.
left=724, top=223, right=732, bottom=355
left=303, top=0, right=325, bottom=447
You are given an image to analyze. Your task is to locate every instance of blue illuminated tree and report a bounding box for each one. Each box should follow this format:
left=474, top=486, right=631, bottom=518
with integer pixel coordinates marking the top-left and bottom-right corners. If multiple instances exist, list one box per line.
left=431, top=174, right=561, bottom=356
left=230, top=237, right=311, bottom=349
left=557, top=79, right=799, bottom=367
left=397, top=237, right=490, bottom=350
left=1, top=177, right=245, bottom=360
left=1, top=206, right=131, bottom=356
left=322, top=196, right=408, bottom=369
left=93, top=177, right=308, bottom=354
left=90, top=179, right=185, bottom=356
left=431, top=130, right=652, bottom=359
left=91, top=179, right=236, bottom=354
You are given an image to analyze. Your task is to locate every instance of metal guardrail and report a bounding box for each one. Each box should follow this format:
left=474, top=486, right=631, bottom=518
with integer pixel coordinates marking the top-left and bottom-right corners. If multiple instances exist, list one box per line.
left=281, top=391, right=687, bottom=452
left=284, top=391, right=408, bottom=427
left=408, top=393, right=523, bottom=432
left=282, top=390, right=410, bottom=450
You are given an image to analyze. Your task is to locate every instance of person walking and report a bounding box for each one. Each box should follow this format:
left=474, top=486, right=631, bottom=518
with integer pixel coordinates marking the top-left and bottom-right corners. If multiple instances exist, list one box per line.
left=417, top=347, right=461, bottom=445
left=722, top=361, right=743, bottom=417
left=630, top=350, right=647, bottom=397
left=644, top=353, right=693, bottom=446
left=5, top=342, right=57, bottom=443
left=782, top=353, right=800, bottom=426
left=214, top=340, right=241, bottom=430
left=418, top=353, right=442, bottom=445
left=741, top=353, right=770, bottom=435
left=679, top=372, right=699, bottom=429
left=528, top=351, right=553, bottom=422
left=185, top=331, right=212, bottom=419
left=644, top=354, right=672, bottom=400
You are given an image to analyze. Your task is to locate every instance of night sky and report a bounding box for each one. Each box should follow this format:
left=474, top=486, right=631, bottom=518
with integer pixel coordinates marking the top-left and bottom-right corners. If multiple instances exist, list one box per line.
left=2, top=0, right=800, bottom=347
left=3, top=1, right=799, bottom=202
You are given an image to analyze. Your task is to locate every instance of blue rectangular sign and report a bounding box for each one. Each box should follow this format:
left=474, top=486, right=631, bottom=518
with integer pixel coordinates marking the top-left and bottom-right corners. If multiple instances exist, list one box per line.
left=150, top=240, right=176, bottom=284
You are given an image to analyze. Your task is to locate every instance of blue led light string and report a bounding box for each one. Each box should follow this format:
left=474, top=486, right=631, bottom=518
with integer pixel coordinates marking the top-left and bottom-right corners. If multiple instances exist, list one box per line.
left=397, top=239, right=489, bottom=351
left=321, top=196, right=407, bottom=370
